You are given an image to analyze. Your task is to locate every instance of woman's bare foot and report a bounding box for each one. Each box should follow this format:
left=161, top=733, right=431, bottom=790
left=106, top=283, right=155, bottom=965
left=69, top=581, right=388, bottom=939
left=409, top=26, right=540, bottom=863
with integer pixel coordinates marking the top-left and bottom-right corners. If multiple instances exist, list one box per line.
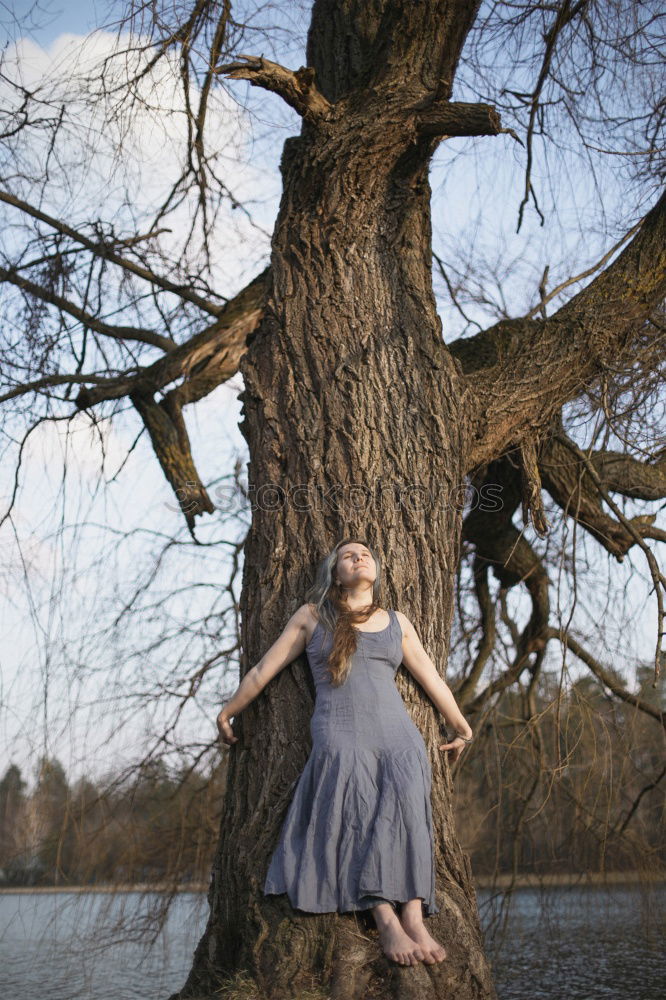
left=371, top=903, right=425, bottom=966
left=399, top=901, right=447, bottom=964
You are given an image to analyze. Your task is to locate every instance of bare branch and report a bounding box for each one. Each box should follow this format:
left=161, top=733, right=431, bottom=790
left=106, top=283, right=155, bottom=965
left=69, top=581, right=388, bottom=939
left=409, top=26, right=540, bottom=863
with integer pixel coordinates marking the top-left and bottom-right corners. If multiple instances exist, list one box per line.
left=553, top=432, right=666, bottom=683
left=516, top=0, right=594, bottom=233
left=592, top=448, right=666, bottom=504
left=0, top=372, right=116, bottom=405
left=0, top=264, right=176, bottom=352
left=415, top=100, right=518, bottom=142
left=129, top=388, right=215, bottom=535
left=214, top=55, right=331, bottom=122
left=538, top=432, right=666, bottom=557
left=463, top=186, right=666, bottom=471
left=73, top=268, right=268, bottom=410
left=615, top=765, right=666, bottom=836
left=461, top=454, right=552, bottom=710
left=0, top=189, right=224, bottom=317
left=544, top=626, right=665, bottom=727
left=521, top=216, right=645, bottom=320
left=454, top=556, right=497, bottom=705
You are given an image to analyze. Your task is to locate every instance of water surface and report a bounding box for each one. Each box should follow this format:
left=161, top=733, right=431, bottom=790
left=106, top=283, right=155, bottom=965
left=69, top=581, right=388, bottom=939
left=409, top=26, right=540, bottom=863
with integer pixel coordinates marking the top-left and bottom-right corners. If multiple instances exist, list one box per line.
left=1, top=882, right=663, bottom=998
left=477, top=882, right=665, bottom=1000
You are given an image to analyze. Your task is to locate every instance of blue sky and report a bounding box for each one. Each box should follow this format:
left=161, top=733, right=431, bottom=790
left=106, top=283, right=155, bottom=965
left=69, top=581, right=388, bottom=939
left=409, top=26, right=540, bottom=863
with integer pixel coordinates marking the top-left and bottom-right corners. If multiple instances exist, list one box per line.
left=7, top=1, right=99, bottom=43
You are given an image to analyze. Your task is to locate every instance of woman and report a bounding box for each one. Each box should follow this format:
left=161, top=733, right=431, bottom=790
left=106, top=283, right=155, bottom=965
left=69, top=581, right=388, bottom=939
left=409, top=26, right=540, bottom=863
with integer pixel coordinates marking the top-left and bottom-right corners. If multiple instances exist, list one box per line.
left=217, top=537, right=473, bottom=967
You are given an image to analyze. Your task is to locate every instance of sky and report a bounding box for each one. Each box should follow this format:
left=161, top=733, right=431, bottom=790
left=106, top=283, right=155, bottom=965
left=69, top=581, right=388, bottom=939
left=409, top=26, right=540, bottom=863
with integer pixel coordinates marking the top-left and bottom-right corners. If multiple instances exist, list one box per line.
left=6, top=0, right=98, bottom=43
left=0, top=1, right=663, bottom=789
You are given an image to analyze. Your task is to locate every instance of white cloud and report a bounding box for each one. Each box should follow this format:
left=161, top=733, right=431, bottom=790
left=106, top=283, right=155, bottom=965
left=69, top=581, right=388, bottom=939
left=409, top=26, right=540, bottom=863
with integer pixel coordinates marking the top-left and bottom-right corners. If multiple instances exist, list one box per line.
left=2, top=27, right=280, bottom=297
left=22, top=409, right=133, bottom=476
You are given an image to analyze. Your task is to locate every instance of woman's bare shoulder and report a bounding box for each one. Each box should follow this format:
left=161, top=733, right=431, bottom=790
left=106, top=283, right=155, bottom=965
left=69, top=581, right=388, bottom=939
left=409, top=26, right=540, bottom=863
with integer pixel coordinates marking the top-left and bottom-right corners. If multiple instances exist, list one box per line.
left=300, top=602, right=320, bottom=625
left=296, top=603, right=320, bottom=645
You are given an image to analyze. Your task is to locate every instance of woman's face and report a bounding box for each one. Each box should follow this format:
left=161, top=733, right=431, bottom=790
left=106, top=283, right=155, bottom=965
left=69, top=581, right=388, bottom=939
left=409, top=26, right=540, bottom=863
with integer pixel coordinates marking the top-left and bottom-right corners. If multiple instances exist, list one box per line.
left=335, top=543, right=376, bottom=590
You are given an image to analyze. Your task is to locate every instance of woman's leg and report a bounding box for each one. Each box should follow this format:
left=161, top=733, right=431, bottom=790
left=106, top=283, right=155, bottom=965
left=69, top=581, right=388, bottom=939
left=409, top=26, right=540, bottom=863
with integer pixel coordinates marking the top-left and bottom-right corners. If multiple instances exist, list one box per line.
left=397, top=898, right=447, bottom=964
left=370, top=901, right=424, bottom=966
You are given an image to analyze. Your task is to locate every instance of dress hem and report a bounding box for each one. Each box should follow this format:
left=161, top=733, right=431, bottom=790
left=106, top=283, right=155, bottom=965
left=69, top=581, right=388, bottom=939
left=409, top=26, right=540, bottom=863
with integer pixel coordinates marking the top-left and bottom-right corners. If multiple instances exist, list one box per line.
left=263, top=887, right=440, bottom=917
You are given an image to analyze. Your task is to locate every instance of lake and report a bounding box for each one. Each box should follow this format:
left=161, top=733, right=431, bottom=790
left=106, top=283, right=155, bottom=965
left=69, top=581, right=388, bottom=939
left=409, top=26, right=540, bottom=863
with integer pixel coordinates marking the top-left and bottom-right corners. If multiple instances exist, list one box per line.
left=0, top=882, right=663, bottom=999
left=476, top=882, right=665, bottom=1000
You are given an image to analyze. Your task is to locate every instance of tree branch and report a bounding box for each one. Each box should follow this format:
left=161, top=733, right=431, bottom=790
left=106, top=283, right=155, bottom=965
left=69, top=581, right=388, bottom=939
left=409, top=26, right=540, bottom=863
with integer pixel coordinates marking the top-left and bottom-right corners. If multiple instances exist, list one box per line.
left=0, top=189, right=223, bottom=316
left=0, top=265, right=176, bottom=352
left=415, top=100, right=517, bottom=141
left=522, top=216, right=645, bottom=320
left=462, top=186, right=666, bottom=471
left=73, top=268, right=268, bottom=410
left=538, top=429, right=666, bottom=560
left=129, top=389, right=215, bottom=534
left=544, top=626, right=665, bottom=728
left=0, top=373, right=117, bottom=405
left=461, top=454, right=551, bottom=710
left=214, top=55, right=331, bottom=122
left=615, top=765, right=666, bottom=836
left=516, top=0, right=593, bottom=233
left=593, top=446, right=666, bottom=503
left=553, top=432, right=665, bottom=683
left=453, top=555, right=497, bottom=705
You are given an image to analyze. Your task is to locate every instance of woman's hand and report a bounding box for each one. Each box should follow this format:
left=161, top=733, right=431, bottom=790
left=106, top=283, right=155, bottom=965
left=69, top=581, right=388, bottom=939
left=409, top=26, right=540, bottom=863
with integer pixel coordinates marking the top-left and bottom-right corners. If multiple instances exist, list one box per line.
left=217, top=709, right=238, bottom=748
left=438, top=735, right=468, bottom=764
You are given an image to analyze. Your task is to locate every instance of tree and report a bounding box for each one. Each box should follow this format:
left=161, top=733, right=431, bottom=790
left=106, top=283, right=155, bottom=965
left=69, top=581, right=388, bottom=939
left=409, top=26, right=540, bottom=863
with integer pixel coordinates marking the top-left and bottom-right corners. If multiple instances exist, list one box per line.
left=0, top=763, right=27, bottom=882
left=29, top=755, right=70, bottom=883
left=1, top=1, right=664, bottom=998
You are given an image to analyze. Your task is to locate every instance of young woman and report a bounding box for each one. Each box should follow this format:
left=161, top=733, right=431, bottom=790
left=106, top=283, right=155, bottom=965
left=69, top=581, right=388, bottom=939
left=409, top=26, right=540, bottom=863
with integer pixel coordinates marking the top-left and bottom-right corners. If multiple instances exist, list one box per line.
left=217, top=537, right=473, bottom=967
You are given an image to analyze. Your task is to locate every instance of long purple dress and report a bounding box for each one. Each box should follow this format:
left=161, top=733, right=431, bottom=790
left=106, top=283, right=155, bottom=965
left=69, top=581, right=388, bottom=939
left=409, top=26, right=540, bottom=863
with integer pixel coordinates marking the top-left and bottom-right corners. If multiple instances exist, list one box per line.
left=262, top=608, right=439, bottom=917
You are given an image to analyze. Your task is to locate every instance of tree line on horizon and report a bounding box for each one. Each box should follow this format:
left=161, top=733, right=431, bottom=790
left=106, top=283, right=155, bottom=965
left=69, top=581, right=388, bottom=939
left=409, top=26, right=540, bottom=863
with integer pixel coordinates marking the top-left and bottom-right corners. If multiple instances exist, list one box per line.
left=2, top=664, right=663, bottom=889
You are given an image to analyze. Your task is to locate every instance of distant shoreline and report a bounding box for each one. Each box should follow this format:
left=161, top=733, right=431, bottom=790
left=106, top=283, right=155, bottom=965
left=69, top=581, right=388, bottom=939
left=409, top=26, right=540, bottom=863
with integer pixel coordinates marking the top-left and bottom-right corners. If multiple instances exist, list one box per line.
left=473, top=871, right=666, bottom=889
left=1, top=870, right=664, bottom=894
left=0, top=882, right=209, bottom=894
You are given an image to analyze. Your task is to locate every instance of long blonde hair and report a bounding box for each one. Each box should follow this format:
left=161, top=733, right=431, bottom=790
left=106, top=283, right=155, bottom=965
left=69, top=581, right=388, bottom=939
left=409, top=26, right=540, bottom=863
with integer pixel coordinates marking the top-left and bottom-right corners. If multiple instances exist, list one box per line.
left=303, top=537, right=384, bottom=687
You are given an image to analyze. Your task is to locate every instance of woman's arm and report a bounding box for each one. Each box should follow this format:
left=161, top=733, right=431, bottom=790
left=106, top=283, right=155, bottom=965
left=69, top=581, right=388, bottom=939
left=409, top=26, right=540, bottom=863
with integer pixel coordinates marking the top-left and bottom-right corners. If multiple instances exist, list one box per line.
left=217, top=604, right=313, bottom=746
left=395, top=611, right=473, bottom=762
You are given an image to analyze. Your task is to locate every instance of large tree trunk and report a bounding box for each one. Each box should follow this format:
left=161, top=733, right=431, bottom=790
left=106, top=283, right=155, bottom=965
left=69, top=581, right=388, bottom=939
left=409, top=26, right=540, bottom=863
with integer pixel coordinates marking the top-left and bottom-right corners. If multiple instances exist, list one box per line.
left=170, top=2, right=496, bottom=998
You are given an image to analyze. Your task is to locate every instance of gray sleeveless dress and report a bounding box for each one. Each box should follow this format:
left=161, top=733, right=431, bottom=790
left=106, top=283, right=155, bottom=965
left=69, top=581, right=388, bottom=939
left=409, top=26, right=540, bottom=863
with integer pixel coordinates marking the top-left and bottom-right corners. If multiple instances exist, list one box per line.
left=262, top=609, right=439, bottom=917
